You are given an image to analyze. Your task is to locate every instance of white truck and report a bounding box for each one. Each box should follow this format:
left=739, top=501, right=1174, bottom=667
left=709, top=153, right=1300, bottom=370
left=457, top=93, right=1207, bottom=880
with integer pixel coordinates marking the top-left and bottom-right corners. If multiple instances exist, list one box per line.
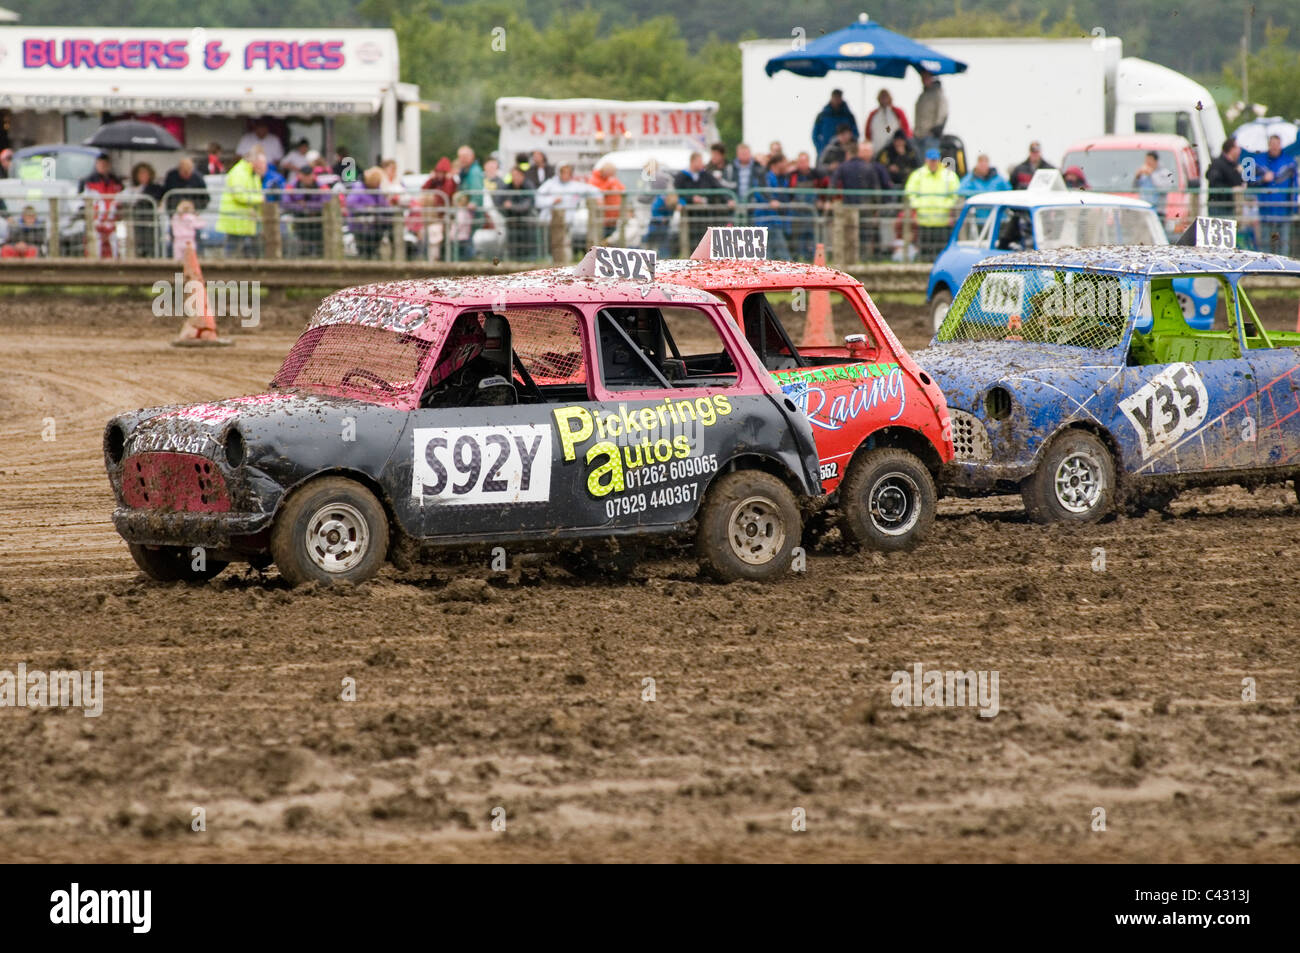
left=740, top=35, right=1225, bottom=178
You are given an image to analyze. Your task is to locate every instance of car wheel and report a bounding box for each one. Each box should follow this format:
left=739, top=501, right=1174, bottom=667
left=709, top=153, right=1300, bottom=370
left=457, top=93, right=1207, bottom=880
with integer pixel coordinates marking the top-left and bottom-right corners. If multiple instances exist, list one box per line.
left=128, top=544, right=228, bottom=583
left=839, top=448, right=936, bottom=551
left=1022, top=430, right=1115, bottom=524
left=696, top=470, right=801, bottom=582
left=930, top=288, right=953, bottom=332
left=270, top=477, right=389, bottom=586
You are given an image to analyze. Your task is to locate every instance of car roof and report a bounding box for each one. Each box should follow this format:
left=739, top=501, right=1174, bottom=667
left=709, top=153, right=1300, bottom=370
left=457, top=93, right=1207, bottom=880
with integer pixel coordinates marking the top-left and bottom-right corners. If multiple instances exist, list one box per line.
left=655, top=257, right=859, bottom=289
left=964, top=190, right=1155, bottom=210
left=971, top=245, right=1300, bottom=276
left=1062, top=134, right=1193, bottom=153
left=333, top=271, right=723, bottom=310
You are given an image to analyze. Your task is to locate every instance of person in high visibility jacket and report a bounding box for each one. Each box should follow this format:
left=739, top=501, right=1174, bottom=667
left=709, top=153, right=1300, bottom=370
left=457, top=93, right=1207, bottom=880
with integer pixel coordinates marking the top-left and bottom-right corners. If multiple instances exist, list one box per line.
left=217, top=150, right=267, bottom=257
left=905, top=147, right=960, bottom=260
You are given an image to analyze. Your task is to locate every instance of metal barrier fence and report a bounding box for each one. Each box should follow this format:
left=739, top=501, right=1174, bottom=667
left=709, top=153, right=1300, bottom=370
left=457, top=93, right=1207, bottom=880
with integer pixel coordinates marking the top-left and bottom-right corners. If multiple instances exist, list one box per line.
left=3, top=185, right=1299, bottom=264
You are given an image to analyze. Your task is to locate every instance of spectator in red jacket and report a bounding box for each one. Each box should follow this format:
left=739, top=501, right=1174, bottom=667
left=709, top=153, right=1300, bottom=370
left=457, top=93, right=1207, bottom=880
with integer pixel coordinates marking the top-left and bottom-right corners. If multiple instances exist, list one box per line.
left=79, top=153, right=124, bottom=258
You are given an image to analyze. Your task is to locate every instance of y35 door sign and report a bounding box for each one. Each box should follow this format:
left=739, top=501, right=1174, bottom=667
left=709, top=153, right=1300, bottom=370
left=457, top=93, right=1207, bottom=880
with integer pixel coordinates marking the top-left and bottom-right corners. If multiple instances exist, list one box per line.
left=1119, top=363, right=1209, bottom=459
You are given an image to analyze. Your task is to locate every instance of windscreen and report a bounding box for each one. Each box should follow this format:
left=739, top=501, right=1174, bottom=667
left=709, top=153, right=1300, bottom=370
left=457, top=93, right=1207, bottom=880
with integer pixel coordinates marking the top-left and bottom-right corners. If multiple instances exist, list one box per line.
left=1061, top=149, right=1179, bottom=192
left=272, top=324, right=432, bottom=401
left=1034, top=206, right=1166, bottom=249
left=936, top=268, right=1140, bottom=351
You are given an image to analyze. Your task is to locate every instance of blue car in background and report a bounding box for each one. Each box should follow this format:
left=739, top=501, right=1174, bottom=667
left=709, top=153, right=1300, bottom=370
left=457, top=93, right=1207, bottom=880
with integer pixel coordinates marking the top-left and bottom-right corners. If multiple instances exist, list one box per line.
left=925, top=177, right=1218, bottom=331
left=914, top=245, right=1300, bottom=522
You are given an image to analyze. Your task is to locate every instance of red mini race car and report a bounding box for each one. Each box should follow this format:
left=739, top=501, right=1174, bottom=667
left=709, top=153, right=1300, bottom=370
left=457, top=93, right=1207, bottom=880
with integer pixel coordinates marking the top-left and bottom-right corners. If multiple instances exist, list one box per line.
left=655, top=227, right=954, bottom=549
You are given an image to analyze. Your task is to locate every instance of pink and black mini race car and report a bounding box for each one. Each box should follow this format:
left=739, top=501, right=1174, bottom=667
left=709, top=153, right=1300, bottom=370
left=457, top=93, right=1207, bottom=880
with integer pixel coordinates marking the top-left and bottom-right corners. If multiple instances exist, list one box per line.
left=104, top=253, right=823, bottom=585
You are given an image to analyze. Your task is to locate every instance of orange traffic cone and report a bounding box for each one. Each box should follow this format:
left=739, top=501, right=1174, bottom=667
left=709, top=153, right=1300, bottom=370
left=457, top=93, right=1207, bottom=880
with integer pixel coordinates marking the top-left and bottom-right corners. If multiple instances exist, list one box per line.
left=801, top=243, right=833, bottom=348
left=171, top=242, right=233, bottom=348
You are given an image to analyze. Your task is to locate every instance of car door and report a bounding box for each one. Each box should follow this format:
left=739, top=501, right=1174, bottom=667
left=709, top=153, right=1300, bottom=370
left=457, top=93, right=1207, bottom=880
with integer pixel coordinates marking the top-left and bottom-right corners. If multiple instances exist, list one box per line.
left=737, top=287, right=908, bottom=491
left=1238, top=274, right=1300, bottom=468
left=396, top=304, right=611, bottom=541
left=1117, top=275, right=1260, bottom=477
left=582, top=302, right=762, bottom=527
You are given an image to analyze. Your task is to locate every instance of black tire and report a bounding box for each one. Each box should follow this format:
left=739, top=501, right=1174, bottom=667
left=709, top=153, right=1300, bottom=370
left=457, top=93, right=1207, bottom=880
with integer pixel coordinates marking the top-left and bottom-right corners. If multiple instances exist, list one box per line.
left=270, top=477, right=389, bottom=586
left=839, top=448, right=936, bottom=551
left=1022, top=430, right=1115, bottom=524
left=128, top=544, right=228, bottom=583
left=696, top=470, right=801, bottom=582
left=930, top=288, right=953, bottom=332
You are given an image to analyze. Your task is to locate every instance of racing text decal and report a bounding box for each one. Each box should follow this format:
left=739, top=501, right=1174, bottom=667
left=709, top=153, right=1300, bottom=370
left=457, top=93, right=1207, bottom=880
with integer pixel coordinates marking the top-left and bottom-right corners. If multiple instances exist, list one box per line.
left=412, top=425, right=552, bottom=505
left=774, top=362, right=906, bottom=431
left=1119, top=364, right=1209, bottom=460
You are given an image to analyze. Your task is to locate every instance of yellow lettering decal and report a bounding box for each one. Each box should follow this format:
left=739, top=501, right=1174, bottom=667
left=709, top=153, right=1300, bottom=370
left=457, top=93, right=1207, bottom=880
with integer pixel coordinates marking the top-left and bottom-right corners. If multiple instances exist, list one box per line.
left=712, top=394, right=732, bottom=417
left=554, top=406, right=592, bottom=462
left=586, top=441, right=624, bottom=496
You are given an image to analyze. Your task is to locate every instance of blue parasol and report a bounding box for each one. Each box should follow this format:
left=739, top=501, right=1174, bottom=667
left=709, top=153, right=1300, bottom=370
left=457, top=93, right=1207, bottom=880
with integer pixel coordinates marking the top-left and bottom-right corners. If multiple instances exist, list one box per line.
left=765, top=13, right=967, bottom=79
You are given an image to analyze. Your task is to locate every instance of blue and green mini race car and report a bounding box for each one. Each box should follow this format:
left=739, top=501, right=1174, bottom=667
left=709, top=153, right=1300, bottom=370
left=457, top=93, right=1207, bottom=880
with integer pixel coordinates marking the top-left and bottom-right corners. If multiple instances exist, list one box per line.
left=914, top=244, right=1300, bottom=522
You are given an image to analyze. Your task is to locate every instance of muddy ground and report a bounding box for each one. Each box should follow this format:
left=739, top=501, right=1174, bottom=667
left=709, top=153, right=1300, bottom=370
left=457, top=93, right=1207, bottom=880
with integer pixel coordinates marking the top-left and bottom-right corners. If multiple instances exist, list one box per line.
left=0, top=291, right=1297, bottom=863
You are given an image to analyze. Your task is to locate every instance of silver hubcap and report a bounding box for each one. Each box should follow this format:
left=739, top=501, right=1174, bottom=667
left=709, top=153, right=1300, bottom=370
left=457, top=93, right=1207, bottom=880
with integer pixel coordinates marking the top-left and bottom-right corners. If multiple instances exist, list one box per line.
left=1054, top=451, right=1104, bottom=513
left=868, top=472, right=921, bottom=536
left=305, top=502, right=369, bottom=573
left=727, top=495, right=786, bottom=566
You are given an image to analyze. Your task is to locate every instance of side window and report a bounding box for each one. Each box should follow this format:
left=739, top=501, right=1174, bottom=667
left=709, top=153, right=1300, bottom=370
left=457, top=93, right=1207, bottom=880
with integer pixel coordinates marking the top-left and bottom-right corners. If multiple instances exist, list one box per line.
left=759, top=289, right=877, bottom=352
left=955, top=206, right=996, bottom=246
left=597, top=305, right=738, bottom=391
left=1238, top=276, right=1300, bottom=350
left=1130, top=276, right=1239, bottom=366
left=995, top=209, right=1033, bottom=250
left=1135, top=111, right=1194, bottom=142
left=421, top=306, right=588, bottom=408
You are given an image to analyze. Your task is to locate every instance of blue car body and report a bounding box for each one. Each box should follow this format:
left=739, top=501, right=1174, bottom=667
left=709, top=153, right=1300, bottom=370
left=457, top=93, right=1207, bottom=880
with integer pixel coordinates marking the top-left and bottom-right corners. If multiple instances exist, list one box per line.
left=925, top=187, right=1217, bottom=330
left=915, top=246, right=1300, bottom=510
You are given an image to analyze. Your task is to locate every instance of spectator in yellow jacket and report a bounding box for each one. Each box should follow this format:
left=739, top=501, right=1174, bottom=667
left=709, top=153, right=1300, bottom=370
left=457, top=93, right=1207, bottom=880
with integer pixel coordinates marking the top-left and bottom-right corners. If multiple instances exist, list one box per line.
left=905, top=147, right=960, bottom=261
left=217, top=151, right=268, bottom=257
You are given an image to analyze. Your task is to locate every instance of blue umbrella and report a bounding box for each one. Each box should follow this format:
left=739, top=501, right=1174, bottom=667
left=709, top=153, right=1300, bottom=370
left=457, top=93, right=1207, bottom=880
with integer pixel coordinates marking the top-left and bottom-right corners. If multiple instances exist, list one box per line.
left=765, top=13, right=967, bottom=79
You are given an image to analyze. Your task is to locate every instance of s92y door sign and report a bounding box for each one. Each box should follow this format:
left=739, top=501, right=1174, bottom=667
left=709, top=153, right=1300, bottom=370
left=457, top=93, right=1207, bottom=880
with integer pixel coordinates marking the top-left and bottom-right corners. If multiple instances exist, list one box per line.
left=575, top=246, right=656, bottom=282
left=412, top=425, right=552, bottom=504
left=1119, top=363, right=1209, bottom=459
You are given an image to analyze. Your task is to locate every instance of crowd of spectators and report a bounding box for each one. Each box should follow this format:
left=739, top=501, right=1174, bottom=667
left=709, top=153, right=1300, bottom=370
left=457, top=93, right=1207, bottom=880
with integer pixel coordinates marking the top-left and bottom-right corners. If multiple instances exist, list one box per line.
left=2, top=101, right=1296, bottom=262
